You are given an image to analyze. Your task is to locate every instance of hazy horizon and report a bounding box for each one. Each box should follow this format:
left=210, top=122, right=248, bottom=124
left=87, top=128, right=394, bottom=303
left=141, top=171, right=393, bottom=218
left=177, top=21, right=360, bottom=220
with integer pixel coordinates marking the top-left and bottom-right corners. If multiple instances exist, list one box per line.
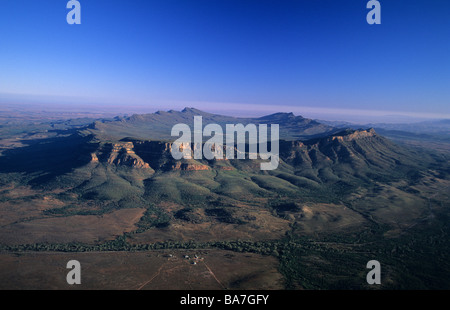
left=1, top=0, right=449, bottom=124
left=1, top=99, right=449, bottom=125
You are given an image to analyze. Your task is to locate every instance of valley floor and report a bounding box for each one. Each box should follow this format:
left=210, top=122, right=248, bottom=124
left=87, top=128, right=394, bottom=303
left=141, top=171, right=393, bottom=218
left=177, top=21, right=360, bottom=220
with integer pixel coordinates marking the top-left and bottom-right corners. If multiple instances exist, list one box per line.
left=0, top=249, right=283, bottom=290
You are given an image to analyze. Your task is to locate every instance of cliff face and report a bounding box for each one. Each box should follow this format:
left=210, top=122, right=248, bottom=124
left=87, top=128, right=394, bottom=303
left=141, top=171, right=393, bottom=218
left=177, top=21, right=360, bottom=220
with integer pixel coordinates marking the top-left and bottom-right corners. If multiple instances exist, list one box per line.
left=89, top=140, right=210, bottom=171
left=331, top=128, right=376, bottom=141
left=93, top=142, right=151, bottom=169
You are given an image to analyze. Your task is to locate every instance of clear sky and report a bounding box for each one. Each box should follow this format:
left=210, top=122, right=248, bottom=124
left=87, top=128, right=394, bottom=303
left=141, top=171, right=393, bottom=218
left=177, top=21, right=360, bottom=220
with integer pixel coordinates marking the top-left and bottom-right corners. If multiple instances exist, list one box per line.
left=0, top=0, right=449, bottom=121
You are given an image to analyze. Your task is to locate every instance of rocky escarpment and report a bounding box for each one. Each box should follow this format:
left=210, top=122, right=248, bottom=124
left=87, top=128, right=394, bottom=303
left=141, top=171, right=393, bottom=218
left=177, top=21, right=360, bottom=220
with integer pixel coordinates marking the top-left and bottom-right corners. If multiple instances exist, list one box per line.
left=84, top=128, right=413, bottom=176
left=170, top=161, right=210, bottom=171
left=91, top=142, right=151, bottom=169
left=88, top=140, right=211, bottom=171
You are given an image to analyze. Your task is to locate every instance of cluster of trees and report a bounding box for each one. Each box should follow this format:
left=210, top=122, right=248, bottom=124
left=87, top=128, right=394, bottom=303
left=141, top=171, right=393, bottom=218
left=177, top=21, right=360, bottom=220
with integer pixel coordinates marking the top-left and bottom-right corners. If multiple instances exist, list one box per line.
left=0, top=237, right=294, bottom=257
left=43, top=204, right=104, bottom=216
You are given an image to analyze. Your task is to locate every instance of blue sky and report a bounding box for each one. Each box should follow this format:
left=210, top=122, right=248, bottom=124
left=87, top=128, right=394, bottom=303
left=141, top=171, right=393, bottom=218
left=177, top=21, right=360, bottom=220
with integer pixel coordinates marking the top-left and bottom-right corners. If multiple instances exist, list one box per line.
left=0, top=0, right=449, bottom=121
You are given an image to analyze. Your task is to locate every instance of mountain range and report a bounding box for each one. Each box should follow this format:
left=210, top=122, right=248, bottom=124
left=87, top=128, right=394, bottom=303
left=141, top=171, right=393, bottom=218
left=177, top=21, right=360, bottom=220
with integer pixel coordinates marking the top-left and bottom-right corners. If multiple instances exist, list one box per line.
left=1, top=108, right=436, bottom=191
left=83, top=107, right=338, bottom=142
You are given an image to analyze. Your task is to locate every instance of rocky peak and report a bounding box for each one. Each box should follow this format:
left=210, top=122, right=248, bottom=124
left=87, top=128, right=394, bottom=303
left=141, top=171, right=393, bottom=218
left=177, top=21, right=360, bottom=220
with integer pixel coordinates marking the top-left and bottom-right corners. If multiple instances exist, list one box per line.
left=329, top=128, right=376, bottom=142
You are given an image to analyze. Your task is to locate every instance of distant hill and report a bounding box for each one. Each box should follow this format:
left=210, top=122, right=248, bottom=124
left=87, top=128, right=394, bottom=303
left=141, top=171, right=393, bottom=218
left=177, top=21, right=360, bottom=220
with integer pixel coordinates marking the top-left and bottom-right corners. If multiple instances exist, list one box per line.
left=317, top=118, right=450, bottom=135
left=83, top=107, right=339, bottom=142
left=316, top=118, right=450, bottom=153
